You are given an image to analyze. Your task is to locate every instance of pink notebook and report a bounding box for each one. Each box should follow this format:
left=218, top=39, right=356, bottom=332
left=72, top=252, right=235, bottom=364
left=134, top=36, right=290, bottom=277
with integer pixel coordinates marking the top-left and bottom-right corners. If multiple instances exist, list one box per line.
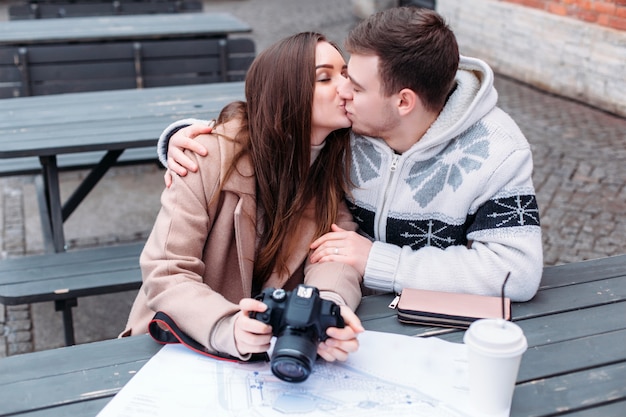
left=396, top=288, right=511, bottom=329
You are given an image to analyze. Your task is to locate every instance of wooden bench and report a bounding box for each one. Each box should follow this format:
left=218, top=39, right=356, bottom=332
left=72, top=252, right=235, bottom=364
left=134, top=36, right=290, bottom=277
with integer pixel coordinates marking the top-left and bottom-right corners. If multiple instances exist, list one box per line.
left=9, top=0, right=203, bottom=20
left=0, top=36, right=255, bottom=175
left=0, top=149, right=163, bottom=177
left=0, top=37, right=255, bottom=99
left=0, top=242, right=144, bottom=346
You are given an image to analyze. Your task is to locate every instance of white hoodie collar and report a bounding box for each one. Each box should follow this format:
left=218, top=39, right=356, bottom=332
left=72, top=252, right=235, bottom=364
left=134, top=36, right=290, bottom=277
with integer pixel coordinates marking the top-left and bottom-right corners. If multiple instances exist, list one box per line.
left=414, top=55, right=498, bottom=151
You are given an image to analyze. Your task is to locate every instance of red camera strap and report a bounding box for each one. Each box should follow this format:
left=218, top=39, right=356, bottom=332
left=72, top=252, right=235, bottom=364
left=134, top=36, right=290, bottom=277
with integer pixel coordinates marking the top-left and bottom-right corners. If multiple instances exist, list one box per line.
left=148, top=311, right=269, bottom=363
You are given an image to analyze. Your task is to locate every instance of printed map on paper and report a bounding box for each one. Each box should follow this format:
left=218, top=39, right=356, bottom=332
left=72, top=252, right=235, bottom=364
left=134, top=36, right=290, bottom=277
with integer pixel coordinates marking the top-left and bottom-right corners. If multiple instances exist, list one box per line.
left=97, top=331, right=470, bottom=417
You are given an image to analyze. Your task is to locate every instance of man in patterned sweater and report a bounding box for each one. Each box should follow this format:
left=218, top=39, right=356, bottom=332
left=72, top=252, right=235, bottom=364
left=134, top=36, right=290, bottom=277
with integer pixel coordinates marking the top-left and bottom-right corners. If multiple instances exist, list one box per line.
left=158, top=8, right=543, bottom=302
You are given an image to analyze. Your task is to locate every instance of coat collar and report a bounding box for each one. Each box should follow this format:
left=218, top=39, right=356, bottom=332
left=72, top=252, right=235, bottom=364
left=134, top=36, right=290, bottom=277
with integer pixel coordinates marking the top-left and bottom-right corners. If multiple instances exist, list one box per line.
left=213, top=121, right=256, bottom=295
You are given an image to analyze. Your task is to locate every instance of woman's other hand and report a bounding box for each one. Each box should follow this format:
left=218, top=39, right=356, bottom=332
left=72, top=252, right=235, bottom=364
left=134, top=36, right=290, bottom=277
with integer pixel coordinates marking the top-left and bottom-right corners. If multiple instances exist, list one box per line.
left=316, top=305, right=364, bottom=362
left=309, top=224, right=372, bottom=276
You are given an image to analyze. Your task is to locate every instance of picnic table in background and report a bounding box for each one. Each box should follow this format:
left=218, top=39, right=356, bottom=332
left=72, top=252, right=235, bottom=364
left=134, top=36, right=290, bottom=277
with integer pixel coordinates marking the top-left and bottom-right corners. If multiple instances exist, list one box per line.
left=0, top=82, right=246, bottom=252
left=0, top=12, right=255, bottom=253
left=0, top=12, right=254, bottom=98
left=9, top=0, right=203, bottom=20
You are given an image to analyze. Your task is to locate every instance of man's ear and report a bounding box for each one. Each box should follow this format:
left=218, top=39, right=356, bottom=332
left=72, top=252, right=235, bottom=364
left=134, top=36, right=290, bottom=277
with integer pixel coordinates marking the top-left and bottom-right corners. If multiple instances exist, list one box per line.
left=396, top=88, right=419, bottom=116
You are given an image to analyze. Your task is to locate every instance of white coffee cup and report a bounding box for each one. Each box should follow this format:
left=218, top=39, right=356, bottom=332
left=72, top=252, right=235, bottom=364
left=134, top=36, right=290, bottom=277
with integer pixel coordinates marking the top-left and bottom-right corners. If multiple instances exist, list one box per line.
left=463, top=318, right=527, bottom=417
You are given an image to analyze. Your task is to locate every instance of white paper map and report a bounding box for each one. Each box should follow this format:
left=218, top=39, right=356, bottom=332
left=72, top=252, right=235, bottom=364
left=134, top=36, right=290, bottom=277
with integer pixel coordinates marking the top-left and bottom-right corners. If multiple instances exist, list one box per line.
left=97, top=331, right=471, bottom=417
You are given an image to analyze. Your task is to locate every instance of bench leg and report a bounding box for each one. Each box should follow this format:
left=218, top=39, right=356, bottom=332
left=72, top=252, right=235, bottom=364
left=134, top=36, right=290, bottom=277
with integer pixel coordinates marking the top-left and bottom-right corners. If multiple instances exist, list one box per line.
left=39, top=156, right=66, bottom=253
left=54, top=299, right=78, bottom=346
left=34, top=176, right=56, bottom=254
left=61, top=149, right=123, bottom=221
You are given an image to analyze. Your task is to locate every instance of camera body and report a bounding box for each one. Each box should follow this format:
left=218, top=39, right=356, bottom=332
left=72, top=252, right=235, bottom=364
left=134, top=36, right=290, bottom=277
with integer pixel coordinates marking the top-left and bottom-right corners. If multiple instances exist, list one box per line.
left=251, top=284, right=344, bottom=382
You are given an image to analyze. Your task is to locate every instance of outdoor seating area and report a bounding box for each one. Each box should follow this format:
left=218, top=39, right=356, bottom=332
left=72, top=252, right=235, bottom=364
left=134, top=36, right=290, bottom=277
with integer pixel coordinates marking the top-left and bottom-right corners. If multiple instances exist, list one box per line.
left=0, top=3, right=254, bottom=342
left=1, top=1, right=625, bottom=416
left=0, top=242, right=144, bottom=346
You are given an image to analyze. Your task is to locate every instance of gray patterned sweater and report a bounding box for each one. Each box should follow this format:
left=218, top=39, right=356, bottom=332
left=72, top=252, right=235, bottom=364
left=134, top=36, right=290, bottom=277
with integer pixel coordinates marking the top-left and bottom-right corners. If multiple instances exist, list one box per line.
left=348, top=56, right=542, bottom=302
left=156, top=56, right=543, bottom=302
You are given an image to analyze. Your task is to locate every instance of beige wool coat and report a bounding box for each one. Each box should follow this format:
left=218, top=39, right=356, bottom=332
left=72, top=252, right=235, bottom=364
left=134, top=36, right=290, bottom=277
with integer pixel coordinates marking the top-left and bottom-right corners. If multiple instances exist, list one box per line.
left=122, top=122, right=362, bottom=359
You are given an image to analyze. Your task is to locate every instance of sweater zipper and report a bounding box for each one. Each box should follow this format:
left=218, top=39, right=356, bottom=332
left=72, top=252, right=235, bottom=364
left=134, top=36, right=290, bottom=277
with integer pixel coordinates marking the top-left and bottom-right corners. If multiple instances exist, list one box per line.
left=375, top=154, right=400, bottom=240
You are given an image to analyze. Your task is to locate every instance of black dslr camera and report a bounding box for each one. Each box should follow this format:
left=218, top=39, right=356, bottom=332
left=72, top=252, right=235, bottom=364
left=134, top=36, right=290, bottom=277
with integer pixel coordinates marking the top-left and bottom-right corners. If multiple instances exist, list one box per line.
left=250, top=284, right=344, bottom=382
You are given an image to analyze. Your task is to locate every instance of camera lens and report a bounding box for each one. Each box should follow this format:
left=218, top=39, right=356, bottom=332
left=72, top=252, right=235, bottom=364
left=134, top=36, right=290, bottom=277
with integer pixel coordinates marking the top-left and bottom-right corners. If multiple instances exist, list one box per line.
left=272, top=357, right=310, bottom=382
left=270, top=331, right=318, bottom=382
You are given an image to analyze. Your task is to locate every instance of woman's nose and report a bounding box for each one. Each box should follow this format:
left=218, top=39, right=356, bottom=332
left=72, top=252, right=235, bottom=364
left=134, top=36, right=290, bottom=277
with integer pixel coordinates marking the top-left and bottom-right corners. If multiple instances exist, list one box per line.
left=337, top=77, right=351, bottom=99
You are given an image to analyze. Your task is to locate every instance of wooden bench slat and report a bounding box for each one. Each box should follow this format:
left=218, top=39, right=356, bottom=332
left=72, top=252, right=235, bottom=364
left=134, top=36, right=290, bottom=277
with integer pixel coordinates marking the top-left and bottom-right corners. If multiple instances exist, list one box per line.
left=0, top=269, right=141, bottom=304
left=6, top=38, right=253, bottom=97
left=552, top=400, right=626, bottom=417
left=18, top=42, right=133, bottom=63
left=0, top=360, right=145, bottom=415
left=438, top=301, right=626, bottom=346
left=144, top=57, right=222, bottom=76
left=0, top=37, right=254, bottom=108
left=540, top=253, right=626, bottom=289
left=0, top=81, right=244, bottom=115
left=0, top=242, right=143, bottom=271
left=30, top=79, right=136, bottom=95
left=140, top=37, right=223, bottom=57
left=516, top=328, right=626, bottom=383
left=9, top=0, right=202, bottom=20
left=512, top=275, right=626, bottom=319
left=31, top=61, right=137, bottom=81
left=3, top=397, right=113, bottom=417
left=0, top=334, right=158, bottom=386
left=0, top=335, right=160, bottom=415
left=0, top=148, right=159, bottom=176
left=1, top=13, right=252, bottom=45
left=511, top=362, right=626, bottom=417
left=143, top=74, right=225, bottom=87
left=0, top=244, right=144, bottom=303
left=0, top=242, right=146, bottom=344
left=5, top=397, right=113, bottom=417
left=0, top=253, right=140, bottom=282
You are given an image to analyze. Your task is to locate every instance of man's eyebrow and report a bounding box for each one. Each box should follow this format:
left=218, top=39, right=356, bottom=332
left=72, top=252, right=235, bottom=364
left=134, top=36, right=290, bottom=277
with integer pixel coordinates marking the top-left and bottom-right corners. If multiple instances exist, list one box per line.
left=347, top=73, right=365, bottom=90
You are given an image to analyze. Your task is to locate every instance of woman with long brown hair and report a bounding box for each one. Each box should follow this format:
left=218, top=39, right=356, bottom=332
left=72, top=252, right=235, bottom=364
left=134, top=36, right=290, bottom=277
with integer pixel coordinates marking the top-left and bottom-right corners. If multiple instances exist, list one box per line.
left=122, top=32, right=363, bottom=364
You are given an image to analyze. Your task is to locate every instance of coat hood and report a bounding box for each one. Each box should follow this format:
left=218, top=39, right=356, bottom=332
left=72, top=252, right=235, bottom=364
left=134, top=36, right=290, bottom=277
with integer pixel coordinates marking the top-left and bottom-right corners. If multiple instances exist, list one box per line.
left=410, top=55, right=498, bottom=154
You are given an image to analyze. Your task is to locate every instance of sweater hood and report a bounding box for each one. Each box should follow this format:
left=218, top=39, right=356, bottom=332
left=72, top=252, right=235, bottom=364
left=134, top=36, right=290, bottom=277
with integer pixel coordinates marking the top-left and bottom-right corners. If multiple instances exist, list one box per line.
left=409, top=55, right=498, bottom=154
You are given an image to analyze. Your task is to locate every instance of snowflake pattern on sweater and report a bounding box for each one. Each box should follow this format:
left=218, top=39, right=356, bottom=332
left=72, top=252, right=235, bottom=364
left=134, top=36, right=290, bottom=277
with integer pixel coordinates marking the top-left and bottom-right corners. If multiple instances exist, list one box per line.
left=347, top=125, right=540, bottom=252
left=406, top=123, right=490, bottom=207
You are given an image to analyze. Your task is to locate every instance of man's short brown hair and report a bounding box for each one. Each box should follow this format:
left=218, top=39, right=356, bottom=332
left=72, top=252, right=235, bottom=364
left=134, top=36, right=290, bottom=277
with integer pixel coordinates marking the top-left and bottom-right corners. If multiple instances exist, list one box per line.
left=345, top=7, right=459, bottom=113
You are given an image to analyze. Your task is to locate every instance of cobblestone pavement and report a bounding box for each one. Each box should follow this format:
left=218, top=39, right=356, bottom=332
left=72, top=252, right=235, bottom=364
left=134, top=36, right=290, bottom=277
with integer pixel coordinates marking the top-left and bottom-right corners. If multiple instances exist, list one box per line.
left=1, top=0, right=625, bottom=353
left=494, top=76, right=626, bottom=265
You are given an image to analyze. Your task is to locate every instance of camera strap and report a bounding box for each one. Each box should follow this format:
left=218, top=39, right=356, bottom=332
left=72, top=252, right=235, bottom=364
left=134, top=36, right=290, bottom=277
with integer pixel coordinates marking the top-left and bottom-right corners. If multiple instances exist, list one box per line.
left=148, top=311, right=269, bottom=363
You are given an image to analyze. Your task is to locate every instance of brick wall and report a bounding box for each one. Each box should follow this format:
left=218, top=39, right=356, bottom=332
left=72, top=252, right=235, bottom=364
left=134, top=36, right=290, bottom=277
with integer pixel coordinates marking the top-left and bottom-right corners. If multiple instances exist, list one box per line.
left=437, top=0, right=626, bottom=117
left=502, top=0, right=626, bottom=30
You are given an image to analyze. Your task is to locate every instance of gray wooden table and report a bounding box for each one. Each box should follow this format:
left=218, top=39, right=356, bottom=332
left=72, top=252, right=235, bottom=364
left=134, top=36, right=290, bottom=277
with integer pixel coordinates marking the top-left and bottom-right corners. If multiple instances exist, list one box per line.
left=0, top=12, right=251, bottom=45
left=0, top=82, right=245, bottom=252
left=1, top=255, right=624, bottom=416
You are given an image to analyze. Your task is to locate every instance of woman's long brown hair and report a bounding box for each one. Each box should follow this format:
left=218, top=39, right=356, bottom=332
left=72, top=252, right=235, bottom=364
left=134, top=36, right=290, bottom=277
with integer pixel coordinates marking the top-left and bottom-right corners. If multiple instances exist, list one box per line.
left=217, top=32, right=351, bottom=289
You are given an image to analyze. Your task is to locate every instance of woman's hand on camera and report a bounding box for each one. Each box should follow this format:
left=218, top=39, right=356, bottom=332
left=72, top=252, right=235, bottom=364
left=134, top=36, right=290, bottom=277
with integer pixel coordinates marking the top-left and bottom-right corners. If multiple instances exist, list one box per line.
left=316, top=305, right=364, bottom=362
left=234, top=298, right=273, bottom=355
left=164, top=123, right=212, bottom=187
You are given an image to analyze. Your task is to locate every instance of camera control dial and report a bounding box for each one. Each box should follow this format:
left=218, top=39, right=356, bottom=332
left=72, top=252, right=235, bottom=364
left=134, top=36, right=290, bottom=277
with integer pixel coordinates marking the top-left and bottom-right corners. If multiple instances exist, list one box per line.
left=271, top=288, right=287, bottom=301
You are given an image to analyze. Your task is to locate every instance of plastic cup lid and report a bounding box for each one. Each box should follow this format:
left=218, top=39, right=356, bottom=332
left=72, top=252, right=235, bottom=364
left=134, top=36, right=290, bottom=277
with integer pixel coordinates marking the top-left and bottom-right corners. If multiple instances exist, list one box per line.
left=464, top=319, right=528, bottom=357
